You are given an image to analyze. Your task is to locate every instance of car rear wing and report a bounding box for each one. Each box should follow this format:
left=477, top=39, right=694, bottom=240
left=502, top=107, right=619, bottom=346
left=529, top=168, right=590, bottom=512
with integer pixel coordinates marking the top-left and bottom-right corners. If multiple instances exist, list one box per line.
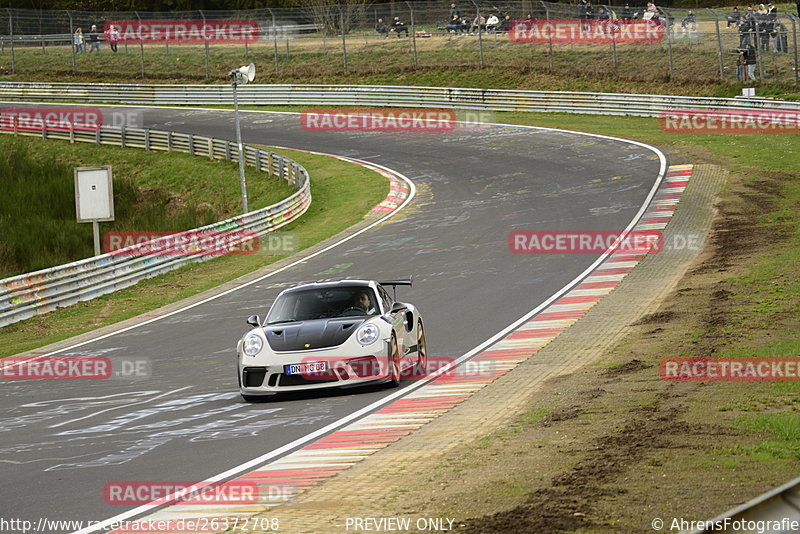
left=379, top=278, right=412, bottom=287
left=379, top=277, right=412, bottom=300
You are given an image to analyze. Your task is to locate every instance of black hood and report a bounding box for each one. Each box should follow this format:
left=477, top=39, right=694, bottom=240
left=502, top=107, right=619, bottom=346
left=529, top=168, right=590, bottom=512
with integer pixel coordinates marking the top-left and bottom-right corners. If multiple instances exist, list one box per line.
left=263, top=317, right=367, bottom=351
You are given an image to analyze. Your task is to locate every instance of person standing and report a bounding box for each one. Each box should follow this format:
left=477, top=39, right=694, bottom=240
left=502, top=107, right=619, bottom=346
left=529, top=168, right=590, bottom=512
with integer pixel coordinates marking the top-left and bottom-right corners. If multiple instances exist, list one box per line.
left=745, top=43, right=757, bottom=80
left=87, top=25, right=101, bottom=53
left=449, top=3, right=460, bottom=19
left=107, top=25, right=120, bottom=52
left=73, top=28, right=85, bottom=53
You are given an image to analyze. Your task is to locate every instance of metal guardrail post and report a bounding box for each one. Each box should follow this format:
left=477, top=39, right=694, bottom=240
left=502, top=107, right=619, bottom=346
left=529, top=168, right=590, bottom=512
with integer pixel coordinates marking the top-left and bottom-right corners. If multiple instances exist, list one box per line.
left=269, top=9, right=279, bottom=74
left=7, top=9, right=14, bottom=75
left=407, top=2, right=418, bottom=69
left=708, top=8, right=725, bottom=79
left=541, top=1, right=554, bottom=71
left=340, top=9, right=348, bottom=73
left=135, top=11, right=145, bottom=78
left=200, top=10, right=209, bottom=79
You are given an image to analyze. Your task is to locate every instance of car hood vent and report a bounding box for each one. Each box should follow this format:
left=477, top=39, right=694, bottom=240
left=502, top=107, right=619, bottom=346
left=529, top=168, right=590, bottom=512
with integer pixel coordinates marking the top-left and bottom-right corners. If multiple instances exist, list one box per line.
left=263, top=318, right=367, bottom=351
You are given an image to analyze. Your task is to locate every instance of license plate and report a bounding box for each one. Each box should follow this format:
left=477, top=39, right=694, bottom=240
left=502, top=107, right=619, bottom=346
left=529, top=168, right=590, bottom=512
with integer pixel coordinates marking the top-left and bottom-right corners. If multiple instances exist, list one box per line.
left=285, top=361, right=329, bottom=375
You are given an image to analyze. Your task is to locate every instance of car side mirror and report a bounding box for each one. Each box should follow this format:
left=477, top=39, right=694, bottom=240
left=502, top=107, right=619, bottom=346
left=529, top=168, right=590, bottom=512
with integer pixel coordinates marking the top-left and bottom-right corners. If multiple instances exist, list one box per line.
left=391, top=302, right=408, bottom=314
left=246, top=315, right=260, bottom=327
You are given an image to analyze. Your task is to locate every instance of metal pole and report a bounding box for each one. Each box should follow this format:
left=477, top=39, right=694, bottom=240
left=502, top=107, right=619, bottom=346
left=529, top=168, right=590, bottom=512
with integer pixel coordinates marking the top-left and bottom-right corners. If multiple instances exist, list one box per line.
left=790, top=15, right=799, bottom=86
left=665, top=9, right=674, bottom=80
left=135, top=12, right=145, bottom=78
left=269, top=9, right=279, bottom=74
left=200, top=10, right=209, bottom=79
left=708, top=8, right=724, bottom=79
left=755, top=18, right=764, bottom=79
left=67, top=10, right=76, bottom=74
left=541, top=1, right=553, bottom=70
left=7, top=9, right=14, bottom=75
left=232, top=80, right=249, bottom=214
left=407, top=2, right=418, bottom=68
left=473, top=1, right=484, bottom=68
left=611, top=32, right=617, bottom=71
left=92, top=221, right=101, bottom=256
left=340, top=10, right=348, bottom=72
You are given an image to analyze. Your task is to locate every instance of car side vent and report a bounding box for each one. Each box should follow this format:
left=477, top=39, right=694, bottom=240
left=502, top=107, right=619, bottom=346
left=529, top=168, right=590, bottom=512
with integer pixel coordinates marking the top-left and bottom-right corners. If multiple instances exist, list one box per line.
left=273, top=330, right=283, bottom=336
left=341, top=324, right=354, bottom=329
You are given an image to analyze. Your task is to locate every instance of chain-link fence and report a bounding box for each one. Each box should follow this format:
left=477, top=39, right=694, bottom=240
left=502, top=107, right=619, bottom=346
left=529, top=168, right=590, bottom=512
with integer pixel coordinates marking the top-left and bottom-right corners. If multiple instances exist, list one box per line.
left=0, top=2, right=798, bottom=86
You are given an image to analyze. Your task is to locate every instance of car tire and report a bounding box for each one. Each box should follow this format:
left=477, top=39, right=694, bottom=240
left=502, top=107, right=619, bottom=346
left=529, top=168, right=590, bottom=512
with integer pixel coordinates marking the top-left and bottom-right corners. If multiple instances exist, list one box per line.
left=388, top=334, right=401, bottom=388
left=417, top=321, right=427, bottom=371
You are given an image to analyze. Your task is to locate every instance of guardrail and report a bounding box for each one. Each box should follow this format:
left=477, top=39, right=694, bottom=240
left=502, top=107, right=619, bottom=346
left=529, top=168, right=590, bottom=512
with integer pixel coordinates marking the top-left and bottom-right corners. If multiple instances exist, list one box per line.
left=0, top=122, right=311, bottom=328
left=687, top=476, right=800, bottom=533
left=1, top=82, right=799, bottom=117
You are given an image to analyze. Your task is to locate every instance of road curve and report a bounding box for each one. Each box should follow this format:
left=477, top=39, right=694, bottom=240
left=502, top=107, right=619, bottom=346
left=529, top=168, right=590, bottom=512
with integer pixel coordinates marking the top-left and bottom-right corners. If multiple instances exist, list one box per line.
left=0, top=106, right=664, bottom=532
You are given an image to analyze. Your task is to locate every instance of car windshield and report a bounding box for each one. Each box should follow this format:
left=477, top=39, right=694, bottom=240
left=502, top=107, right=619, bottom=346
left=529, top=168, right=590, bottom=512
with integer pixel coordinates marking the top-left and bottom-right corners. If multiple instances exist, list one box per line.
left=266, top=286, right=380, bottom=324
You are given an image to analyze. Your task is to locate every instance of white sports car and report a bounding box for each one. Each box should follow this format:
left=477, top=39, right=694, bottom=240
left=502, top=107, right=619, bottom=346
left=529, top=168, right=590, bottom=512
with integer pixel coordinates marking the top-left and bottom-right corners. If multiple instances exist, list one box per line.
left=237, top=279, right=426, bottom=401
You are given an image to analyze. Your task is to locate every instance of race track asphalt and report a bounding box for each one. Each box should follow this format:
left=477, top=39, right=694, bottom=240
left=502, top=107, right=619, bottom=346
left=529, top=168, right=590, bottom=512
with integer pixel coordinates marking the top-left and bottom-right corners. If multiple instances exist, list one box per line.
left=0, top=106, right=664, bottom=531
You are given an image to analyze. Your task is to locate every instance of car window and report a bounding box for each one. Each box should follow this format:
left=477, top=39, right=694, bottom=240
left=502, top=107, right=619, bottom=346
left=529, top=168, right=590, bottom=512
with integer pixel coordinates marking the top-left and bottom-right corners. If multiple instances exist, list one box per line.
left=266, top=286, right=379, bottom=323
left=378, top=286, right=393, bottom=312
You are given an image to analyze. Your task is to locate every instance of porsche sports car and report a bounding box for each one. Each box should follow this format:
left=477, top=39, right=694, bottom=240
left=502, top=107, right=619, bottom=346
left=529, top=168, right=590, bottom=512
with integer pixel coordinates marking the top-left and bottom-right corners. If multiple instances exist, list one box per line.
left=237, top=279, right=426, bottom=400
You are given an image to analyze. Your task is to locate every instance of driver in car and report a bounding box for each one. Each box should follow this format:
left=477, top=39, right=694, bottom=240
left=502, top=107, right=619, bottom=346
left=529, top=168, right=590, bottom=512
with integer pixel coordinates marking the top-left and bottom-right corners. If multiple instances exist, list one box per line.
left=352, top=291, right=376, bottom=314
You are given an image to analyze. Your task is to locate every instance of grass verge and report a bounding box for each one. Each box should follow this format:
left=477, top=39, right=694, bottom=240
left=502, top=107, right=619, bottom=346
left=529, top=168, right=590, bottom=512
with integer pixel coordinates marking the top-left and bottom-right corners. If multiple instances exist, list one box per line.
left=0, top=134, right=293, bottom=277
left=0, top=146, right=388, bottom=357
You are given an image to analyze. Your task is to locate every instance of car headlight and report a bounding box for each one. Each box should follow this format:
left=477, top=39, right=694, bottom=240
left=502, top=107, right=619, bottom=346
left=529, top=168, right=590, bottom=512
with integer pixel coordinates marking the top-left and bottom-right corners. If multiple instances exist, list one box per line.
left=242, top=334, right=263, bottom=356
left=356, top=323, right=379, bottom=345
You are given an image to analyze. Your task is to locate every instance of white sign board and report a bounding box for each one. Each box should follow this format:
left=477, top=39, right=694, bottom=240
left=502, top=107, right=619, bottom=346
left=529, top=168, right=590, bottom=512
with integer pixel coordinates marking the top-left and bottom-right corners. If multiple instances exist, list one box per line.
left=75, top=166, right=114, bottom=222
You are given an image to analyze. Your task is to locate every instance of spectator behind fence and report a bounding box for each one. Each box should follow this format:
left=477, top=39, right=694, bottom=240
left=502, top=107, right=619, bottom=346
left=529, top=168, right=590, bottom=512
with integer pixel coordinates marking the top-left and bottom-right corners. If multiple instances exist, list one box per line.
left=727, top=7, right=740, bottom=28
left=445, top=14, right=463, bottom=33
left=739, top=13, right=754, bottom=46
left=745, top=42, right=757, bottom=80
left=681, top=10, right=697, bottom=32
left=498, top=15, right=512, bottom=32
left=486, top=13, right=499, bottom=32
left=73, top=28, right=85, bottom=53
left=736, top=47, right=747, bottom=81
left=375, top=18, right=390, bottom=37
left=391, top=17, right=409, bottom=37
left=621, top=4, right=634, bottom=20
left=88, top=24, right=101, bottom=53
left=597, top=7, right=610, bottom=20
left=582, top=0, right=595, bottom=19
left=449, top=3, right=460, bottom=19
left=107, top=25, right=119, bottom=52
left=470, top=14, right=485, bottom=34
